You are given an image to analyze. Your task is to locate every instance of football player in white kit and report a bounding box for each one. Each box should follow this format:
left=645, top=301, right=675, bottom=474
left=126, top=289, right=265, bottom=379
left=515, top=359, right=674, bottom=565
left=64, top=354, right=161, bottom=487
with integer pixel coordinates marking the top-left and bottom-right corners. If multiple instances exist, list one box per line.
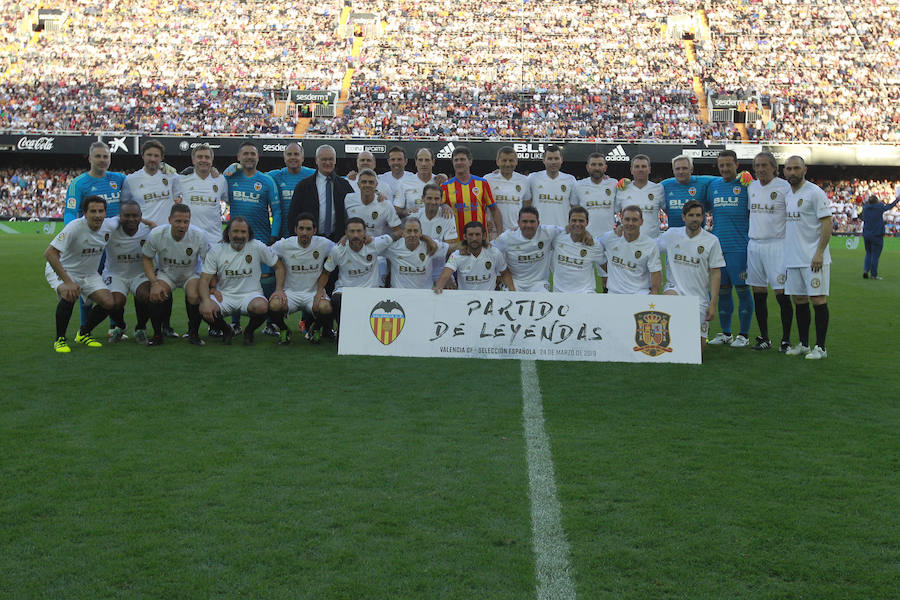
left=657, top=200, right=725, bottom=351
left=434, top=221, right=515, bottom=292
left=527, top=144, right=578, bottom=227
left=199, top=216, right=286, bottom=346
left=746, top=151, right=794, bottom=352
left=485, top=146, right=531, bottom=235
left=782, top=156, right=833, bottom=360
left=417, top=183, right=459, bottom=283
left=614, top=154, right=665, bottom=239
left=574, top=152, right=618, bottom=237
left=384, top=216, right=445, bottom=289
left=394, top=148, right=446, bottom=218
left=44, top=195, right=119, bottom=352
left=269, top=213, right=335, bottom=345
left=602, top=205, right=662, bottom=295
left=378, top=146, right=418, bottom=204
left=141, top=204, right=209, bottom=346
left=174, top=143, right=227, bottom=247
left=102, top=200, right=153, bottom=343
left=551, top=207, right=606, bottom=294
left=315, top=217, right=393, bottom=336
left=493, top=206, right=562, bottom=292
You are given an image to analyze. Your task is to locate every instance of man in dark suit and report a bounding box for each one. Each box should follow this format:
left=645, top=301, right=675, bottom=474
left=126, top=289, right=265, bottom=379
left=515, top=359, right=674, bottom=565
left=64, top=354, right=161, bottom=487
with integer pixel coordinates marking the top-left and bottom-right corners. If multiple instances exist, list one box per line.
left=287, top=144, right=353, bottom=241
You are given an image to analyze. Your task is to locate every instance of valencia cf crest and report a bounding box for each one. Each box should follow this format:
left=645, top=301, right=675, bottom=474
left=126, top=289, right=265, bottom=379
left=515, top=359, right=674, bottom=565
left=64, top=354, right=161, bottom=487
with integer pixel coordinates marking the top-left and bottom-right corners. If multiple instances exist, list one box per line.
left=561, top=185, right=567, bottom=192
left=688, top=187, right=696, bottom=197
left=605, top=188, right=611, bottom=196
left=798, top=198, right=804, bottom=207
left=313, top=250, right=320, bottom=259
left=435, top=226, right=442, bottom=234
left=472, top=187, right=481, bottom=196
left=110, top=182, right=118, bottom=189
left=186, top=247, right=193, bottom=256
left=770, top=191, right=777, bottom=200
left=104, top=233, right=110, bottom=241
left=245, top=254, right=252, bottom=263
left=372, top=211, right=379, bottom=220
left=366, top=254, right=373, bottom=262
left=370, top=299, right=405, bottom=345
left=635, top=250, right=642, bottom=259
left=254, top=182, right=262, bottom=191
left=697, top=245, right=705, bottom=254
left=485, top=261, right=492, bottom=270
left=580, top=249, right=587, bottom=257
left=733, top=186, right=741, bottom=195
left=811, top=277, right=821, bottom=289
left=777, top=273, right=786, bottom=285
left=516, top=185, right=522, bottom=192
left=419, top=253, right=426, bottom=262
left=140, top=239, right=145, bottom=246
left=162, top=178, right=169, bottom=186
left=538, top=241, right=544, bottom=249
left=213, top=185, right=219, bottom=192
left=633, top=310, right=673, bottom=357
left=648, top=193, right=654, bottom=200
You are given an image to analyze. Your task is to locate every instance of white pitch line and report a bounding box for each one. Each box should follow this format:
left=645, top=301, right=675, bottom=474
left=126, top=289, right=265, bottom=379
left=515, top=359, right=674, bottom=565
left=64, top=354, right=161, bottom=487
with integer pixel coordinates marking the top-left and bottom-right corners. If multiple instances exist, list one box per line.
left=521, top=359, right=577, bottom=600
left=0, top=223, right=19, bottom=234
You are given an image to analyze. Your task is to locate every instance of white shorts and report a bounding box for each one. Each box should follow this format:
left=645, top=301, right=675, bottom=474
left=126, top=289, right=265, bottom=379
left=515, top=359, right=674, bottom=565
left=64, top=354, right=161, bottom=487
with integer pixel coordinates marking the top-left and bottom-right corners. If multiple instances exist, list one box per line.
left=105, top=273, right=149, bottom=296
left=45, top=264, right=107, bottom=302
left=284, top=289, right=326, bottom=314
left=157, top=270, right=200, bottom=290
left=211, top=291, right=266, bottom=315
left=785, top=265, right=830, bottom=297
left=747, top=238, right=786, bottom=289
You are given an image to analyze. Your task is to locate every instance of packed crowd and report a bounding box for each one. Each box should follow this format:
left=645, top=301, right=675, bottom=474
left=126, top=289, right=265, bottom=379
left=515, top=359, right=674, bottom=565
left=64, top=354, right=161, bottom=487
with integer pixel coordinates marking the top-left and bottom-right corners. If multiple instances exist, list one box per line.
left=4, top=165, right=898, bottom=235
left=700, top=0, right=900, bottom=143
left=1, top=0, right=899, bottom=141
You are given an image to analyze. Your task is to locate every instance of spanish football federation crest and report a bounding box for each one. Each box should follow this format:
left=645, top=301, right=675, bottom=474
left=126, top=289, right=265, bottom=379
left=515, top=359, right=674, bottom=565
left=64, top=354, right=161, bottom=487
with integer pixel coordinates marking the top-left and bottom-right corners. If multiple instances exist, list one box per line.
left=633, top=309, right=673, bottom=357
left=370, top=300, right=405, bottom=345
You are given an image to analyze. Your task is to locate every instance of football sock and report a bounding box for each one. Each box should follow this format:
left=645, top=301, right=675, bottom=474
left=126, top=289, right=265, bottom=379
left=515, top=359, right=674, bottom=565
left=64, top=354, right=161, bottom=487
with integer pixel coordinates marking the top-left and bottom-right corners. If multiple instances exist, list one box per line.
left=185, top=299, right=202, bottom=337
left=81, top=304, right=109, bottom=336
left=163, top=295, right=174, bottom=328
left=813, top=303, right=829, bottom=350
left=247, top=313, right=266, bottom=333
left=149, top=301, right=167, bottom=337
left=795, top=302, right=811, bottom=347
left=717, top=287, right=733, bottom=334
left=78, top=297, right=87, bottom=327
left=776, top=293, right=793, bottom=343
left=135, top=299, right=150, bottom=330
left=56, top=298, right=75, bottom=339
left=736, top=286, right=753, bottom=337
left=109, top=306, right=126, bottom=330
left=269, top=312, right=287, bottom=331
left=753, top=291, right=769, bottom=339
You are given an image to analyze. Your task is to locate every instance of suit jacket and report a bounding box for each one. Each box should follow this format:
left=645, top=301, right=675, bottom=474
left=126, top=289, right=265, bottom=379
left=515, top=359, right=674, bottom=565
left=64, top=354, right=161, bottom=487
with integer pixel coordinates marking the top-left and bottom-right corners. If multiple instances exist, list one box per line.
left=288, top=171, right=353, bottom=241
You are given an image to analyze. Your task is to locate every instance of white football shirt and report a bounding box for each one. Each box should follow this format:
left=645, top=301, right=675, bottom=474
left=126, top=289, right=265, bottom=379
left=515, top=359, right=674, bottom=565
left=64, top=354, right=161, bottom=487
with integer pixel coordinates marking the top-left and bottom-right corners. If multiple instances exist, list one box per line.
left=104, top=221, right=152, bottom=279
left=272, top=235, right=335, bottom=294
left=494, top=225, right=563, bottom=292
left=345, top=194, right=401, bottom=237
left=393, top=174, right=438, bottom=213
left=605, top=234, right=662, bottom=294
left=49, top=217, right=118, bottom=277
left=121, top=168, right=177, bottom=227
left=445, top=246, right=507, bottom=291
left=748, top=177, right=791, bottom=240
left=658, top=227, right=725, bottom=303
left=143, top=224, right=208, bottom=281
left=324, top=234, right=393, bottom=292
left=419, top=210, right=459, bottom=243
left=615, top=181, right=666, bottom=238
left=784, top=181, right=832, bottom=268
left=385, top=238, right=448, bottom=289
left=174, top=173, right=227, bottom=245
left=574, top=177, right=618, bottom=236
left=528, top=170, right=578, bottom=227
left=203, top=238, right=278, bottom=296
left=485, top=171, right=532, bottom=232
left=551, top=234, right=605, bottom=294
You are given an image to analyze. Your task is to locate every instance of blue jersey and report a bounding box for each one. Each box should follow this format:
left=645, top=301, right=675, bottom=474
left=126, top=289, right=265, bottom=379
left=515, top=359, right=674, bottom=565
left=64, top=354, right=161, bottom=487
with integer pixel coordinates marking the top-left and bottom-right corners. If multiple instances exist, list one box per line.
left=64, top=171, right=127, bottom=223
left=706, top=177, right=750, bottom=252
left=267, top=166, right=315, bottom=238
left=661, top=175, right=714, bottom=228
left=226, top=171, right=280, bottom=243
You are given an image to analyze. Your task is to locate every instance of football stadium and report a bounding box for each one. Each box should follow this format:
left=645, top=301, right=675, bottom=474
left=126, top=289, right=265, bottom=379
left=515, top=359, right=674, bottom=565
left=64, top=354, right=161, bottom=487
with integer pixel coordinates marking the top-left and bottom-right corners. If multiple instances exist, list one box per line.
left=2, top=1, right=899, bottom=598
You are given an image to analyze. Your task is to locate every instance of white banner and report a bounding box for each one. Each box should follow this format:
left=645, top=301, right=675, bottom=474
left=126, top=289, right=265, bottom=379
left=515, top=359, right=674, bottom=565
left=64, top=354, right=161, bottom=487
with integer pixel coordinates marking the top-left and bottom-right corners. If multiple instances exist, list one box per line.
left=338, top=289, right=701, bottom=364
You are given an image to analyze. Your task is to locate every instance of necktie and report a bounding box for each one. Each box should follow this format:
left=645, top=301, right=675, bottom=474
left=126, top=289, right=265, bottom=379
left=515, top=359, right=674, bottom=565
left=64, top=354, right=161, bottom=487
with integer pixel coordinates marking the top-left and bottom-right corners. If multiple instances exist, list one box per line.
left=324, top=175, right=333, bottom=236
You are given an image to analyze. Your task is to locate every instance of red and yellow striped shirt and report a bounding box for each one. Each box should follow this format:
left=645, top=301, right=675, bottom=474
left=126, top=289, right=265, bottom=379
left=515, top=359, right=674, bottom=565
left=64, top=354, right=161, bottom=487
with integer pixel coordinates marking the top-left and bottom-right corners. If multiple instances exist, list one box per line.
left=442, top=175, right=496, bottom=233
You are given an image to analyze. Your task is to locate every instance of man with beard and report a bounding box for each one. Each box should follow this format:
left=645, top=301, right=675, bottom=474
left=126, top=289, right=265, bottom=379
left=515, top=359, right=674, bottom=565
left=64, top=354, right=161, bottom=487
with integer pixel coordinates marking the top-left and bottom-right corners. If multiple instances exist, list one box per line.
left=434, top=221, right=515, bottom=292
left=384, top=217, right=444, bottom=289
left=551, top=207, right=605, bottom=294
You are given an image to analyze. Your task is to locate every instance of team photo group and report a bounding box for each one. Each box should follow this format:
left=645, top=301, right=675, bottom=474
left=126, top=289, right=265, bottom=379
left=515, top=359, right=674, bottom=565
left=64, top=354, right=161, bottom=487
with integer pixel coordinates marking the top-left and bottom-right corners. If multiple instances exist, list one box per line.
left=46, top=138, right=845, bottom=359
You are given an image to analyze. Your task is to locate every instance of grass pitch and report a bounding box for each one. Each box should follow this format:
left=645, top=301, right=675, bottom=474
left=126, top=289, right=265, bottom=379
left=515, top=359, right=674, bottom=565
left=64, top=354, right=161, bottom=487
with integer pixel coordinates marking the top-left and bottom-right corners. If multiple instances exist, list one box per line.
left=1, top=229, right=897, bottom=599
